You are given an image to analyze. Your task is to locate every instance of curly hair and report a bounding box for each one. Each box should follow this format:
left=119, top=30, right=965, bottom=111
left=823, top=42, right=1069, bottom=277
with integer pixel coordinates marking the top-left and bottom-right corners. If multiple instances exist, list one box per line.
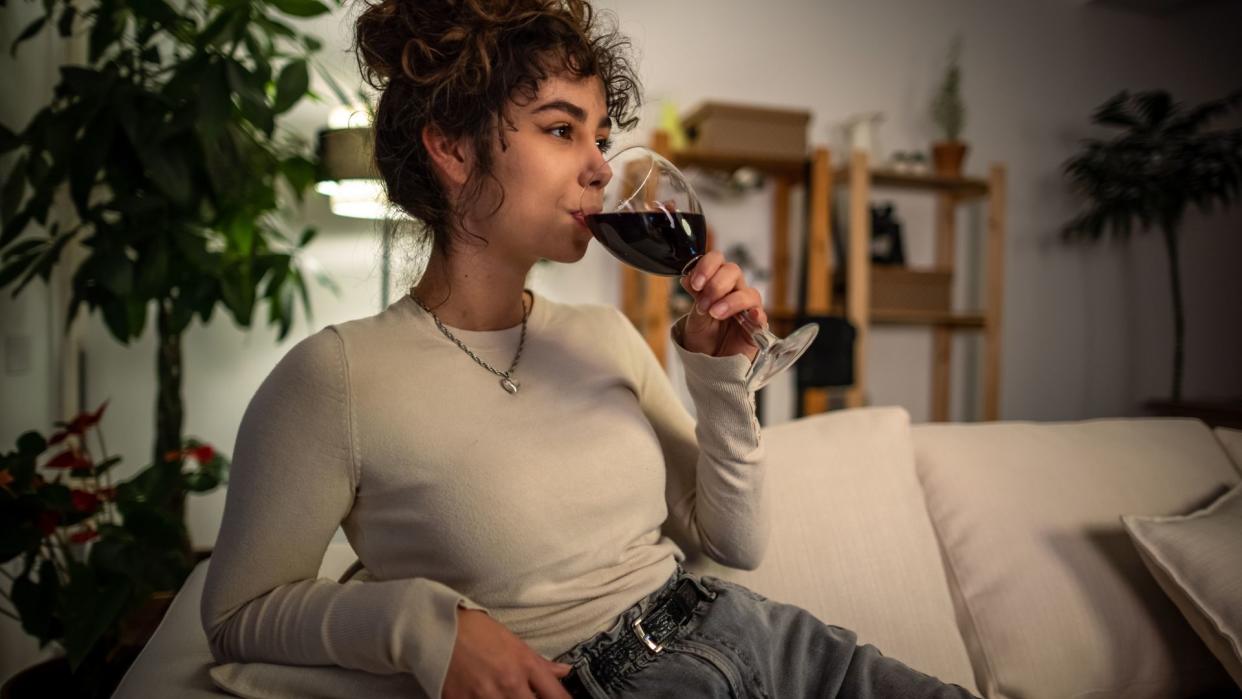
left=353, top=0, right=641, bottom=259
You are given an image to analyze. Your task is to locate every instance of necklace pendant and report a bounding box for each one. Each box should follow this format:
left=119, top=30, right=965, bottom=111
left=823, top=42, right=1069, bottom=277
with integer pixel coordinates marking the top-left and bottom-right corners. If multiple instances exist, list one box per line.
left=500, top=377, right=519, bottom=395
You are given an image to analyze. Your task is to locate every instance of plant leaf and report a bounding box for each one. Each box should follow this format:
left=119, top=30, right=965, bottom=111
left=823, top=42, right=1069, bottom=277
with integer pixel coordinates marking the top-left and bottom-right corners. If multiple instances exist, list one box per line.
left=273, top=59, right=308, bottom=114
left=10, top=15, right=48, bottom=58
left=57, top=4, right=76, bottom=37
left=269, top=0, right=331, bottom=18
left=2, top=154, right=27, bottom=224
left=0, top=121, right=18, bottom=155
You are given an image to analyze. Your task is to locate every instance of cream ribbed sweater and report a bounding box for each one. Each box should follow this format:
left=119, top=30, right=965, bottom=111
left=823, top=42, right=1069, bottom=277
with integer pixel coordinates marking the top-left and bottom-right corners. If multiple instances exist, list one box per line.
left=200, top=291, right=767, bottom=698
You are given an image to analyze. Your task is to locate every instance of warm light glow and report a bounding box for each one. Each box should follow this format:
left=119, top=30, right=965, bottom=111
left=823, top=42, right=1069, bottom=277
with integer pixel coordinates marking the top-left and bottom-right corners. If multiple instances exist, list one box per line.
left=314, top=179, right=389, bottom=219
left=328, top=106, right=372, bottom=130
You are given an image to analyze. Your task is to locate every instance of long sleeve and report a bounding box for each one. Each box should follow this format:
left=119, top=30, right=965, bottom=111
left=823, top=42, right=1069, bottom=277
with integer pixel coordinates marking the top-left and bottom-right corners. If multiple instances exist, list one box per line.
left=612, top=308, right=769, bottom=570
left=200, top=328, right=481, bottom=699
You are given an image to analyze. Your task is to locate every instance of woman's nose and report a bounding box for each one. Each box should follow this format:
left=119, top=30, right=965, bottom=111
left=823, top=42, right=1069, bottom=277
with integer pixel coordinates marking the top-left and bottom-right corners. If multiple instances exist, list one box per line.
left=581, top=158, right=611, bottom=192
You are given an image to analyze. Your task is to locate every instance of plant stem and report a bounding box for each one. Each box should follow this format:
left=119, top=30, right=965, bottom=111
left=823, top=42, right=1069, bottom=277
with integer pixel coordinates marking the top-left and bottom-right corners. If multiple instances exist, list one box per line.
left=156, top=301, right=192, bottom=559
left=1161, top=226, right=1185, bottom=401
left=95, top=426, right=118, bottom=523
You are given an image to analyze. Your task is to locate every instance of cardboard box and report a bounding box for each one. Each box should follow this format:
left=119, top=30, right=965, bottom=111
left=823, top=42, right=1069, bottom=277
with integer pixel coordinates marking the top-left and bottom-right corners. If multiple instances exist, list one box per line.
left=833, top=267, right=953, bottom=312
left=681, top=101, right=811, bottom=159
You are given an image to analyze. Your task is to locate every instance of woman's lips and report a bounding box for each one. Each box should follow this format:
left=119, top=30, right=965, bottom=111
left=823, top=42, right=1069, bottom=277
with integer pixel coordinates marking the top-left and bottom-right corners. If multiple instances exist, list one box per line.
left=571, top=211, right=588, bottom=230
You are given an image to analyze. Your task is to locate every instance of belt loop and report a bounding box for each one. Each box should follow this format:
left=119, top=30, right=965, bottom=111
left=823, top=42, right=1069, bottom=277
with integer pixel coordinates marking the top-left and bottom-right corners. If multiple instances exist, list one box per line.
left=682, top=570, right=718, bottom=601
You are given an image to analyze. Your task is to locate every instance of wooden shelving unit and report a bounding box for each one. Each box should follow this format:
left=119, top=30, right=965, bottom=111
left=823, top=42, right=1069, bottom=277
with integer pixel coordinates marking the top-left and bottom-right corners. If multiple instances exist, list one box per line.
left=617, top=132, right=1006, bottom=422
left=837, top=152, right=1007, bottom=421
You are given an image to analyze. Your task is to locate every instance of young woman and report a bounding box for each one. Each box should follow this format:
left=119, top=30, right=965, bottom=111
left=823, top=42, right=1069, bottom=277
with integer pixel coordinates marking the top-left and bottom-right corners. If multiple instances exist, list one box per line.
left=201, top=1, right=979, bottom=697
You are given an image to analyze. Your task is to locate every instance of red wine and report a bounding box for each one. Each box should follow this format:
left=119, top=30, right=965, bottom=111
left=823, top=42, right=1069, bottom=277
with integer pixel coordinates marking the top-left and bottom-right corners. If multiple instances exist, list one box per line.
left=585, top=211, right=707, bottom=276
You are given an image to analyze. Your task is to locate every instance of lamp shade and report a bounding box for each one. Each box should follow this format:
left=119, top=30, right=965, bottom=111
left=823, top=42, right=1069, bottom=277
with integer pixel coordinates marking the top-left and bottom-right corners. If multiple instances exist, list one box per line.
left=317, top=127, right=376, bottom=181
left=316, top=126, right=392, bottom=219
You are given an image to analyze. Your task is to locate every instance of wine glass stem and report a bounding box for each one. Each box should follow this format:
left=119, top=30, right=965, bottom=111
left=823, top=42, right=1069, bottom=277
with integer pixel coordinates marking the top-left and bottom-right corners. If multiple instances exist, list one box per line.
left=732, top=311, right=776, bottom=354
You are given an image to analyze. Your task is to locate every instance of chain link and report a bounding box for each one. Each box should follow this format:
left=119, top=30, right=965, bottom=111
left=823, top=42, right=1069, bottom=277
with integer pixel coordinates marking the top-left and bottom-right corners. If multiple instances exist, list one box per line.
left=411, top=291, right=530, bottom=383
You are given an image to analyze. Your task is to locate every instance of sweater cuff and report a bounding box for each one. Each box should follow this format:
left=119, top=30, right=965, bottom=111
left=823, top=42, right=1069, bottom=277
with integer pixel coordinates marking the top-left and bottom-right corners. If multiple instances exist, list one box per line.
left=404, top=579, right=489, bottom=699
left=670, top=315, right=762, bottom=452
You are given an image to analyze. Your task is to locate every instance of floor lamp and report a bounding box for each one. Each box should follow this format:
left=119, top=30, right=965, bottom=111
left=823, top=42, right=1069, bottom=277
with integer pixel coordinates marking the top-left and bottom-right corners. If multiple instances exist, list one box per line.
left=314, top=125, right=398, bottom=309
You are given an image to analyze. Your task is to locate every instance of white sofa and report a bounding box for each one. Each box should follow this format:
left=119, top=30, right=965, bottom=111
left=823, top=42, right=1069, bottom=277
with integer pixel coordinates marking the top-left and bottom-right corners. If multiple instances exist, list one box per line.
left=113, top=407, right=1242, bottom=698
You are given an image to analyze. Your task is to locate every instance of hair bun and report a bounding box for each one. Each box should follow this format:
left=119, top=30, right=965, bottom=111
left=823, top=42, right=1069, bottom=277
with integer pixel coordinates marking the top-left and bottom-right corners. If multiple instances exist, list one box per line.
left=354, top=0, right=558, bottom=91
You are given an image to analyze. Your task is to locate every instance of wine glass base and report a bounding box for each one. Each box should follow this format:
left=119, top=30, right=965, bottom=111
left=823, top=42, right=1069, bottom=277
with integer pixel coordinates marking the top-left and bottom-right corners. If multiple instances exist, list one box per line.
left=745, top=323, right=819, bottom=392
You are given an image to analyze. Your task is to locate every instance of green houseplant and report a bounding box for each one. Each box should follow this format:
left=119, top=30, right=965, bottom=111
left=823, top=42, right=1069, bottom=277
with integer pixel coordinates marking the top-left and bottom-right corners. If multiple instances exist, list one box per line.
left=1062, top=89, right=1242, bottom=402
left=930, top=36, right=967, bottom=177
left=0, top=0, right=345, bottom=551
left=0, top=402, right=228, bottom=697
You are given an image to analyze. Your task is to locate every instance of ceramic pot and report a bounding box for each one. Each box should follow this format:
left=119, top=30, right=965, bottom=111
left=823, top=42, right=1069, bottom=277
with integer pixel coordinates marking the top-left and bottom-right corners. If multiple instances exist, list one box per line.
left=931, top=141, right=969, bottom=178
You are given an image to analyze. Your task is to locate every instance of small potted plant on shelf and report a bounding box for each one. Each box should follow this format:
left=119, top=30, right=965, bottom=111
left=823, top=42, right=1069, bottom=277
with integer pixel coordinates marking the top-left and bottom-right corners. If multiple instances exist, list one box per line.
left=930, top=37, right=968, bottom=178
left=0, top=402, right=228, bottom=699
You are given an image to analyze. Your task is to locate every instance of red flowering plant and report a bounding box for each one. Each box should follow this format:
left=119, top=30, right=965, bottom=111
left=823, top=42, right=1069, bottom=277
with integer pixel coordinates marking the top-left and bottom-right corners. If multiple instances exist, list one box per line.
left=0, top=401, right=227, bottom=690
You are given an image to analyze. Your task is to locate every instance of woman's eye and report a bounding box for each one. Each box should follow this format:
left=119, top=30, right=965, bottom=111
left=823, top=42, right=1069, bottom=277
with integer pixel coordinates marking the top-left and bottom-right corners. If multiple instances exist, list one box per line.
left=597, top=138, right=614, bottom=154
left=549, top=125, right=572, bottom=139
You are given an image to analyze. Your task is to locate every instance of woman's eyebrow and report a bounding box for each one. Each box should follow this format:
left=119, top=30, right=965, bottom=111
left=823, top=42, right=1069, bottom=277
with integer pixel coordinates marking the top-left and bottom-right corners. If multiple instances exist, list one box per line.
left=532, top=99, right=611, bottom=128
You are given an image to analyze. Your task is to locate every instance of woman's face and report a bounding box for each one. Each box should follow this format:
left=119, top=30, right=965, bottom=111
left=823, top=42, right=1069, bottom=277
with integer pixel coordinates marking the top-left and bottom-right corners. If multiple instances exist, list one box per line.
left=465, top=73, right=614, bottom=267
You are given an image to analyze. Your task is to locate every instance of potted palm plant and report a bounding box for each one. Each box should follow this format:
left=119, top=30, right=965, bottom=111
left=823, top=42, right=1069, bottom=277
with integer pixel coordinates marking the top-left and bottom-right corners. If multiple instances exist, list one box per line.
left=930, top=37, right=968, bottom=178
left=1, top=0, right=346, bottom=689
left=1062, top=89, right=1242, bottom=406
left=0, top=0, right=345, bottom=547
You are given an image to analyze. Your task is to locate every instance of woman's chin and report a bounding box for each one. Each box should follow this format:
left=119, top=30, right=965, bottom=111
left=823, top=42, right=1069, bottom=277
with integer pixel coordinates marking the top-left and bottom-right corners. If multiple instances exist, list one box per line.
left=544, top=238, right=591, bottom=264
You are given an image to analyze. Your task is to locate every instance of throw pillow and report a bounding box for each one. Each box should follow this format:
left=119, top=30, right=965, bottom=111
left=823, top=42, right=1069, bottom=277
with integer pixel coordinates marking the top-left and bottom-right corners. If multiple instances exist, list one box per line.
left=1122, top=480, right=1242, bottom=688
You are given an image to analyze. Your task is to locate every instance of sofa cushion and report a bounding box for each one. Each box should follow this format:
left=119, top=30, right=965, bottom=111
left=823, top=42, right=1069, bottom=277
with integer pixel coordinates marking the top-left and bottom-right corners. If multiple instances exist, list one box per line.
left=1216, top=427, right=1242, bottom=473
left=689, top=406, right=978, bottom=693
left=1123, top=479, right=1242, bottom=689
left=913, top=417, right=1239, bottom=699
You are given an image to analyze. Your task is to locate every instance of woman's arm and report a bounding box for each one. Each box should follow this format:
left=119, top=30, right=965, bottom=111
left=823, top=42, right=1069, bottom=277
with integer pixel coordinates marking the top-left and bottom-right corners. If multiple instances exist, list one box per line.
left=200, top=328, right=475, bottom=698
left=612, top=308, right=770, bottom=570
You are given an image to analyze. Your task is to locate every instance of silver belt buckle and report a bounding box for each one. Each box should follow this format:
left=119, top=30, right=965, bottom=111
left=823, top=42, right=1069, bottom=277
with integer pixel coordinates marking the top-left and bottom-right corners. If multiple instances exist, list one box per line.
left=631, top=615, right=664, bottom=654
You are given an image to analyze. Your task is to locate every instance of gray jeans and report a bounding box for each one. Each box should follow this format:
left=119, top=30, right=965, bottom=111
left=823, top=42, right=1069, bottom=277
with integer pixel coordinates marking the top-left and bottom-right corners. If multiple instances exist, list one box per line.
left=555, top=567, right=979, bottom=698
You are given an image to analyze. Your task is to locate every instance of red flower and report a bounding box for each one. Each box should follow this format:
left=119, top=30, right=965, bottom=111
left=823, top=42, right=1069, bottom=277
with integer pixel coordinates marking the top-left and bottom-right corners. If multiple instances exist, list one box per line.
left=68, top=401, right=108, bottom=436
left=69, top=528, right=99, bottom=544
left=70, top=489, right=100, bottom=514
left=45, top=448, right=91, bottom=471
left=0, top=469, right=12, bottom=494
left=35, top=511, right=60, bottom=536
left=191, top=445, right=215, bottom=463
left=49, top=402, right=109, bottom=445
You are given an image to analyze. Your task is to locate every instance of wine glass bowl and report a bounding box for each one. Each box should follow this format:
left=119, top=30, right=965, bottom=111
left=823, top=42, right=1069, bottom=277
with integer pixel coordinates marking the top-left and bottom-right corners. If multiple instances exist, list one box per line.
left=580, top=148, right=707, bottom=276
left=580, top=145, right=818, bottom=391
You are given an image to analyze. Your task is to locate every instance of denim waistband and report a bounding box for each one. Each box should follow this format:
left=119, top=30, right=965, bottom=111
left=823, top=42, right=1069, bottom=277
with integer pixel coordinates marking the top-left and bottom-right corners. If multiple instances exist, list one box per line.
left=556, top=564, right=717, bottom=697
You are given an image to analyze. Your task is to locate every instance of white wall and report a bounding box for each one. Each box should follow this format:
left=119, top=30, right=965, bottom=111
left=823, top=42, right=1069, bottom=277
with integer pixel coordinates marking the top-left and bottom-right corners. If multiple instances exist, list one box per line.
left=3, top=0, right=1241, bottom=684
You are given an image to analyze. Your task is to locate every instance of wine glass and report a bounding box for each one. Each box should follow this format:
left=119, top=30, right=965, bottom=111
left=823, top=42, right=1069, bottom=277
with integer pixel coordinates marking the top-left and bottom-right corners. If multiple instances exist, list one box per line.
left=579, top=145, right=819, bottom=392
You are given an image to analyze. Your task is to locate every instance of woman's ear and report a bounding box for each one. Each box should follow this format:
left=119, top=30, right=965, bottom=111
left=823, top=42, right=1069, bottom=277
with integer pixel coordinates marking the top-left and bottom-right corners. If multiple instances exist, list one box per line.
left=422, top=124, right=474, bottom=188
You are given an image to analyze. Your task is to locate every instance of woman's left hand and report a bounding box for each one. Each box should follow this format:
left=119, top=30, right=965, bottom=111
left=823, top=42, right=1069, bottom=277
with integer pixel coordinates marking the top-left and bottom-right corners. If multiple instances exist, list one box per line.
left=679, top=250, right=768, bottom=361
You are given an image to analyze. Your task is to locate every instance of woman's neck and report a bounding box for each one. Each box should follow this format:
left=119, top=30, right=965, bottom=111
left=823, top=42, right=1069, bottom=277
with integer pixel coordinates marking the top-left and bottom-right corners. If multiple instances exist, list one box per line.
left=411, top=248, right=533, bottom=331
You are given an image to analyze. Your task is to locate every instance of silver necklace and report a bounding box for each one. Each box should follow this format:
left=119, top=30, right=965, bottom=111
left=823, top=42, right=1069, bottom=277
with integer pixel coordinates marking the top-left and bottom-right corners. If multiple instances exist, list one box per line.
left=411, top=291, right=530, bottom=395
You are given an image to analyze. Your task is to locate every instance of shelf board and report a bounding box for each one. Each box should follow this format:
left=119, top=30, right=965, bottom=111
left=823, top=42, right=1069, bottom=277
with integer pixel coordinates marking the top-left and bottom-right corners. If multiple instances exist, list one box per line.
left=771, top=307, right=987, bottom=329
left=668, top=149, right=806, bottom=178
left=833, top=167, right=989, bottom=199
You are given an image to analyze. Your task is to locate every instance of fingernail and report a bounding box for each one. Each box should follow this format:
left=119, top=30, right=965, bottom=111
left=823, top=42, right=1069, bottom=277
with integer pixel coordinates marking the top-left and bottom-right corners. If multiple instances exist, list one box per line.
left=692, top=275, right=705, bottom=291
left=697, top=297, right=711, bottom=313
left=709, top=302, right=728, bottom=319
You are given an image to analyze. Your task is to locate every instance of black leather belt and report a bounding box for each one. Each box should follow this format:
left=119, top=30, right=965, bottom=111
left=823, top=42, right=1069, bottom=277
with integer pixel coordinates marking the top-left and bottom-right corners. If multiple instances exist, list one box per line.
left=561, top=576, right=713, bottom=697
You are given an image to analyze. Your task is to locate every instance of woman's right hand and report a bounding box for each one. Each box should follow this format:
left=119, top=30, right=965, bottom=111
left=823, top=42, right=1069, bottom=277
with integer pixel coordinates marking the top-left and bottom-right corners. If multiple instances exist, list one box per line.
left=443, top=608, right=574, bottom=699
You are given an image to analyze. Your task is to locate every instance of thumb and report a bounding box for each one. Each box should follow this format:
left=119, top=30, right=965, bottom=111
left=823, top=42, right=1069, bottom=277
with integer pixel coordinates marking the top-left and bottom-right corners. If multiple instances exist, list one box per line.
left=547, top=660, right=574, bottom=678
